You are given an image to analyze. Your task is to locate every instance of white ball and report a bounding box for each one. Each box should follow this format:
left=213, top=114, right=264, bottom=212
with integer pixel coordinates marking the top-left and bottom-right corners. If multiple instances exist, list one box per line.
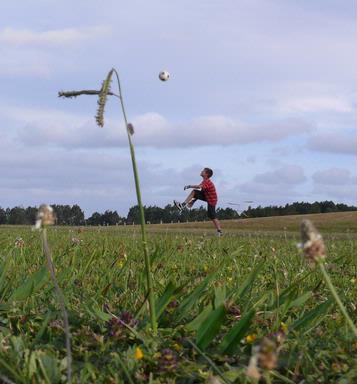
left=159, top=70, right=170, bottom=81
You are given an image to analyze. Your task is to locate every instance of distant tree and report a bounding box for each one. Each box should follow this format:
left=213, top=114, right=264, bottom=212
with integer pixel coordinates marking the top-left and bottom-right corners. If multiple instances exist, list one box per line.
left=86, top=212, right=102, bottom=226
left=0, top=208, right=6, bottom=224
left=25, top=206, right=37, bottom=225
left=216, top=207, right=239, bottom=220
left=8, top=206, right=26, bottom=224
left=70, top=205, right=85, bottom=225
left=102, top=210, right=121, bottom=225
left=127, top=205, right=140, bottom=224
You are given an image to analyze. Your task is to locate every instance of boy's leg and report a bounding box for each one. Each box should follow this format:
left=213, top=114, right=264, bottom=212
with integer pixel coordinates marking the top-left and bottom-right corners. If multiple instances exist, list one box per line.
left=211, top=218, right=221, bottom=231
left=187, top=198, right=197, bottom=208
left=185, top=189, right=205, bottom=207
left=184, top=190, right=196, bottom=205
left=207, top=205, right=222, bottom=235
left=174, top=190, right=199, bottom=211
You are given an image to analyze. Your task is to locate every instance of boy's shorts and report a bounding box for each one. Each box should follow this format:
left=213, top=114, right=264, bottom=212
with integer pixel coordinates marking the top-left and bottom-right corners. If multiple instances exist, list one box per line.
left=193, top=189, right=216, bottom=219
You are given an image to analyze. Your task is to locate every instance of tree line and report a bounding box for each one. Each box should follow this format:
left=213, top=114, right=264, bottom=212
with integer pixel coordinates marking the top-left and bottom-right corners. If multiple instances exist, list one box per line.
left=0, top=201, right=355, bottom=226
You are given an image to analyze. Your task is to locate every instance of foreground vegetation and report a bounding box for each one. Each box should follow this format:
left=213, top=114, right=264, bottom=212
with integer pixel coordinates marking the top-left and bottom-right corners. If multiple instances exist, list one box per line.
left=0, top=217, right=355, bottom=383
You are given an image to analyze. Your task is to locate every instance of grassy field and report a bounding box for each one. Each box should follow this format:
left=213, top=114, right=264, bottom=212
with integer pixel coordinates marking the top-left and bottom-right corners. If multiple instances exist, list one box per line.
left=0, top=212, right=356, bottom=383
left=146, top=211, right=355, bottom=235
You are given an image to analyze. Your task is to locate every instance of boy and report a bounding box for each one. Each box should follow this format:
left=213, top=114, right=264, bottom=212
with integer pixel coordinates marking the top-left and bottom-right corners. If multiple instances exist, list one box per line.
left=174, top=168, right=223, bottom=236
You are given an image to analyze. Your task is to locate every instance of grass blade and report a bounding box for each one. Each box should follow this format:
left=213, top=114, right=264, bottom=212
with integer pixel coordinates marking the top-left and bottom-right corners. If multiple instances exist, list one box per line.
left=196, top=304, right=226, bottom=350
left=290, top=299, right=333, bottom=331
left=219, top=308, right=255, bottom=354
left=176, top=272, right=217, bottom=322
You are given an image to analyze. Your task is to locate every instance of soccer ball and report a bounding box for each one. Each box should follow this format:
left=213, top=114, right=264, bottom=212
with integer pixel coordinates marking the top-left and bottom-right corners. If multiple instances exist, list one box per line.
left=159, top=70, right=170, bottom=81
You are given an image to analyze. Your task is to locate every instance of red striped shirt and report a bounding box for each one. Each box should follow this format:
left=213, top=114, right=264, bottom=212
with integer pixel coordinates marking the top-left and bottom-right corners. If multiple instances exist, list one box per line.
left=200, top=179, right=217, bottom=206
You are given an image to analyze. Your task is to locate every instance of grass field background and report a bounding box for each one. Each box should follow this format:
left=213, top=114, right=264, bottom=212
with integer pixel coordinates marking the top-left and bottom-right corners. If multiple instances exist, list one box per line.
left=0, top=211, right=355, bottom=383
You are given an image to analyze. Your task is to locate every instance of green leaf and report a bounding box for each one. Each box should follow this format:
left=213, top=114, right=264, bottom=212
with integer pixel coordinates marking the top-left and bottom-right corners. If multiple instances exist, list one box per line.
left=0, top=256, right=11, bottom=299
left=38, top=354, right=61, bottom=384
left=231, top=264, right=263, bottom=301
left=176, top=272, right=217, bottom=322
left=286, top=291, right=312, bottom=310
left=10, top=267, right=48, bottom=302
left=186, top=304, right=213, bottom=332
left=155, top=281, right=178, bottom=319
left=196, top=304, right=226, bottom=350
left=31, top=311, right=53, bottom=348
left=86, top=302, right=112, bottom=322
left=290, top=299, right=333, bottom=331
left=214, top=285, right=226, bottom=309
left=219, top=308, right=255, bottom=354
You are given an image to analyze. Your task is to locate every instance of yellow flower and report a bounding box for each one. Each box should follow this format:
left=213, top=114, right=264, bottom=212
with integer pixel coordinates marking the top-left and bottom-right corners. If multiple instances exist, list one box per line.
left=134, top=347, right=144, bottom=360
left=117, top=260, right=124, bottom=268
left=172, top=343, right=182, bottom=352
left=280, top=322, right=288, bottom=333
left=246, top=334, right=257, bottom=344
left=203, top=265, right=208, bottom=272
left=350, top=278, right=357, bottom=285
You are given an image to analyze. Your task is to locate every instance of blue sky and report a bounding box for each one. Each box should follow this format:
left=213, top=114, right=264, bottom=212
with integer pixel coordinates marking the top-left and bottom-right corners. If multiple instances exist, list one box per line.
left=0, top=0, right=354, bottom=216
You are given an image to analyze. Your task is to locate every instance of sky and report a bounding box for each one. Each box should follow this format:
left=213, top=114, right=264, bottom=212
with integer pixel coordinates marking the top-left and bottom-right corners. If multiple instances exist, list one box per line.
left=0, top=0, right=354, bottom=217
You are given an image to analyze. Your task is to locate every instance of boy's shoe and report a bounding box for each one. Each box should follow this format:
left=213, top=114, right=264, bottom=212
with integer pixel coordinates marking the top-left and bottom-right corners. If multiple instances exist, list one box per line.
left=217, top=230, right=223, bottom=237
left=174, top=200, right=185, bottom=211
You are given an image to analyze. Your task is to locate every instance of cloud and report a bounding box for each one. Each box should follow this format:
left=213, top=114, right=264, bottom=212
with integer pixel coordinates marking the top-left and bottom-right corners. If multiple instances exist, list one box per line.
left=310, top=167, right=355, bottom=203
left=307, top=132, right=354, bottom=155
left=0, top=26, right=111, bottom=46
left=5, top=106, right=314, bottom=149
left=279, top=97, right=353, bottom=113
left=253, top=165, right=306, bottom=185
left=0, top=141, right=208, bottom=215
left=230, top=164, right=307, bottom=206
left=312, top=168, right=353, bottom=186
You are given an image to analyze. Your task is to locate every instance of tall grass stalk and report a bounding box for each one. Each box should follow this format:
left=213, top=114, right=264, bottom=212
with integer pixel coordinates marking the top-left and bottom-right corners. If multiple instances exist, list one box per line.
left=317, top=260, right=357, bottom=337
left=112, top=69, right=157, bottom=334
left=59, top=68, right=157, bottom=334
left=42, top=227, right=72, bottom=382
left=300, top=219, right=357, bottom=337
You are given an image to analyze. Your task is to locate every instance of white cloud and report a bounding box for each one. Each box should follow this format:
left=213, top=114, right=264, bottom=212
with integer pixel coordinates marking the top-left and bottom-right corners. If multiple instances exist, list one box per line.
left=312, top=168, right=354, bottom=186
left=307, top=132, right=354, bottom=155
left=228, top=164, right=307, bottom=207
left=253, top=165, right=306, bottom=185
left=280, top=97, right=353, bottom=113
left=5, top=105, right=314, bottom=149
left=0, top=26, right=111, bottom=46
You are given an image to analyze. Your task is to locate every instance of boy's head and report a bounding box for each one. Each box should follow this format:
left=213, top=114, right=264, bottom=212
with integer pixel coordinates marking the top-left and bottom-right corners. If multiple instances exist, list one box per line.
left=201, top=167, right=213, bottom=178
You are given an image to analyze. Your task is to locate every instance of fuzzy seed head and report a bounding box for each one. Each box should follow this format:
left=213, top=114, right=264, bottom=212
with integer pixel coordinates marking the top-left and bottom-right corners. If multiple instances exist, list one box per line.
left=258, top=337, right=278, bottom=370
left=127, top=123, right=135, bottom=135
left=35, top=204, right=55, bottom=229
left=299, top=219, right=326, bottom=264
left=14, top=237, right=25, bottom=248
left=95, top=69, right=114, bottom=127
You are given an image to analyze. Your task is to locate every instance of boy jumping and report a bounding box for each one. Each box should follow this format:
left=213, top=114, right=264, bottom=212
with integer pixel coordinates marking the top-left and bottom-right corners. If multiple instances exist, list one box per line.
left=174, top=167, right=223, bottom=236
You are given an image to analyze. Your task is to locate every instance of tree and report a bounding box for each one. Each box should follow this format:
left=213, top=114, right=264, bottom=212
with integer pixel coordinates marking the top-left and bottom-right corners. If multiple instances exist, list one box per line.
left=86, top=212, right=102, bottom=226
left=8, top=207, right=26, bottom=224
left=0, top=208, right=6, bottom=224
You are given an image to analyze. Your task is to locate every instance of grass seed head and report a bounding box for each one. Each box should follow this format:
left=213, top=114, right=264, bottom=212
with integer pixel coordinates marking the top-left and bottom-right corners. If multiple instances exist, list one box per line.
left=299, top=219, right=326, bottom=264
left=14, top=237, right=25, bottom=248
left=95, top=69, right=114, bottom=127
left=127, top=123, right=135, bottom=135
left=258, top=337, right=278, bottom=370
left=35, top=204, right=55, bottom=229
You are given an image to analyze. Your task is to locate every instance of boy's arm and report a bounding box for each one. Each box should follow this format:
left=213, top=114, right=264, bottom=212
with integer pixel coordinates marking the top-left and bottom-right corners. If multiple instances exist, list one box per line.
left=184, top=183, right=202, bottom=190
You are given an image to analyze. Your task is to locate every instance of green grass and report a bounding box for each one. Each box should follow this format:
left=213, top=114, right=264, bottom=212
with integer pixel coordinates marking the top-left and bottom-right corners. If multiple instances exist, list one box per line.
left=0, top=214, right=356, bottom=383
left=149, top=211, right=356, bottom=234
